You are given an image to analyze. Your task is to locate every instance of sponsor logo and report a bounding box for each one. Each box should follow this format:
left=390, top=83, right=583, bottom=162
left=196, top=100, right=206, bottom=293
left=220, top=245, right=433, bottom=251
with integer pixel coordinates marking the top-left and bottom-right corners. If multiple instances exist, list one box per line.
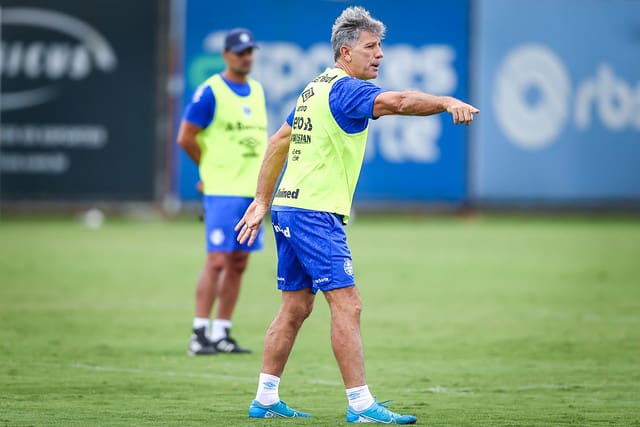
left=301, top=87, right=314, bottom=102
left=347, top=391, right=361, bottom=400
left=224, top=121, right=266, bottom=132
left=263, top=381, right=278, bottom=390
left=291, top=133, right=311, bottom=144
left=191, top=84, right=207, bottom=102
left=292, top=116, right=313, bottom=131
left=314, top=277, right=329, bottom=284
left=494, top=44, right=570, bottom=149
left=239, top=137, right=260, bottom=157
left=274, top=188, right=300, bottom=199
left=273, top=224, right=291, bottom=238
left=311, top=73, right=338, bottom=83
left=0, top=7, right=118, bottom=111
left=0, top=151, right=69, bottom=174
left=494, top=43, right=640, bottom=150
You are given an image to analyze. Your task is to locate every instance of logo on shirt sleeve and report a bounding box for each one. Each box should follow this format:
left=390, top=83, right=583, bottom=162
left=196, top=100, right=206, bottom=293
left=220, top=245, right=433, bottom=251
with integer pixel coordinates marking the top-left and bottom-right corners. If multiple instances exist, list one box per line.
left=192, top=84, right=207, bottom=102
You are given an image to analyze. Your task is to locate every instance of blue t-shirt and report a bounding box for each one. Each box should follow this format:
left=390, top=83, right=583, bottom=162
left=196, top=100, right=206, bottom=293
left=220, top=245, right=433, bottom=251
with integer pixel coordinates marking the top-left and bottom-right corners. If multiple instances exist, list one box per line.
left=286, top=76, right=383, bottom=133
left=183, top=75, right=251, bottom=128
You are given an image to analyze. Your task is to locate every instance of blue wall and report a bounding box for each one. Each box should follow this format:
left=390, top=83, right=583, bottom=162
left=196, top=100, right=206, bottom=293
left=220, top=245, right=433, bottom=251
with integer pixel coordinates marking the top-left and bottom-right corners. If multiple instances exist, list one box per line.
left=177, top=0, right=470, bottom=204
left=472, top=0, right=640, bottom=203
left=176, top=0, right=640, bottom=206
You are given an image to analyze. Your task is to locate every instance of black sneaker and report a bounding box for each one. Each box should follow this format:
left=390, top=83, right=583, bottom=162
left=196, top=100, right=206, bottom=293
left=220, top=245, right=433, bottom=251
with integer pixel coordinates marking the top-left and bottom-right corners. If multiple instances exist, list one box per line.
left=187, top=326, right=217, bottom=356
left=213, top=328, right=251, bottom=353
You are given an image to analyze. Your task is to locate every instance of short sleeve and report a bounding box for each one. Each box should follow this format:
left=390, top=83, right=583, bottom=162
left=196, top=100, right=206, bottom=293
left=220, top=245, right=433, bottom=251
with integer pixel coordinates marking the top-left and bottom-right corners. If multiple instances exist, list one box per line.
left=285, top=106, right=296, bottom=126
left=329, top=78, right=383, bottom=133
left=183, top=85, right=215, bottom=128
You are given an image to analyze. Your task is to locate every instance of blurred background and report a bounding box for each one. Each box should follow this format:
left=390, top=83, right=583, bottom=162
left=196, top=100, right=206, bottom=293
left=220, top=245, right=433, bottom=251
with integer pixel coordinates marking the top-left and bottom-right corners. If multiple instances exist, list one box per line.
left=0, top=0, right=639, bottom=215
left=2, top=2, right=639, bottom=424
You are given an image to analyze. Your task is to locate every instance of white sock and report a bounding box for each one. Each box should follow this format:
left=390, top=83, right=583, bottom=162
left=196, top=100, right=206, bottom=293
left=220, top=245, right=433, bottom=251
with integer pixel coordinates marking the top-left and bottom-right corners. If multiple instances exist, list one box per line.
left=255, top=373, right=280, bottom=406
left=346, top=385, right=375, bottom=412
left=210, top=319, right=232, bottom=341
left=193, top=317, right=210, bottom=333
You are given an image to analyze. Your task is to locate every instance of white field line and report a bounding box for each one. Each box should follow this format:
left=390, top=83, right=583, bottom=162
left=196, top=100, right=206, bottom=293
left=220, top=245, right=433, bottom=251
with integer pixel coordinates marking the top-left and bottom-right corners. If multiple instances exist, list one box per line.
left=402, top=383, right=638, bottom=395
left=67, top=363, right=342, bottom=387
left=13, top=362, right=638, bottom=395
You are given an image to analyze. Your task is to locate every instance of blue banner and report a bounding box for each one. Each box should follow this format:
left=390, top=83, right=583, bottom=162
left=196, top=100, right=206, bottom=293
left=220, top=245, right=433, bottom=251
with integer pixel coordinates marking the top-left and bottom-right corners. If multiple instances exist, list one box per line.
left=473, top=0, right=640, bottom=202
left=178, top=0, right=470, bottom=203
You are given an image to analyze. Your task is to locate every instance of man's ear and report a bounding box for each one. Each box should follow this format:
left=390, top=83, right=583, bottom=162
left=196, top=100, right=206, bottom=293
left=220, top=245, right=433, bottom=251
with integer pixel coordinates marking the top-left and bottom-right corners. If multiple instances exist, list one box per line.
left=340, top=45, right=351, bottom=62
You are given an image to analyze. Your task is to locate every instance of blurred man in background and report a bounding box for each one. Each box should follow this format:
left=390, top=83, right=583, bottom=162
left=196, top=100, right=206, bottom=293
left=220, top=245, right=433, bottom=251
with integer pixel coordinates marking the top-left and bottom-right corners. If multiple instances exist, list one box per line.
left=235, top=6, right=478, bottom=423
left=177, top=28, right=267, bottom=355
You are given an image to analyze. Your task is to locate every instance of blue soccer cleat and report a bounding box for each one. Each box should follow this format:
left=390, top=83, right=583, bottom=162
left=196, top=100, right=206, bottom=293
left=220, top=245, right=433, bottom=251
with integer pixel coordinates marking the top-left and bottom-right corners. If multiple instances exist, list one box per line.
left=346, top=400, right=417, bottom=424
left=248, top=400, right=311, bottom=418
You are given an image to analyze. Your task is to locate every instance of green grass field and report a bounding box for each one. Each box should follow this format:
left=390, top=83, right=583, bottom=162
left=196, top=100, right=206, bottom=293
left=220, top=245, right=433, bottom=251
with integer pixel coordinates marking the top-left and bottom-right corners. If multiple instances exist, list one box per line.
left=1, top=214, right=639, bottom=426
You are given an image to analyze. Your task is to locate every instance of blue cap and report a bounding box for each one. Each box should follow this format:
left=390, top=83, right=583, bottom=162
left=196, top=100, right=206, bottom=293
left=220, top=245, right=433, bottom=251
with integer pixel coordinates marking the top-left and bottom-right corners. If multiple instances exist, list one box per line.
left=224, top=28, right=257, bottom=53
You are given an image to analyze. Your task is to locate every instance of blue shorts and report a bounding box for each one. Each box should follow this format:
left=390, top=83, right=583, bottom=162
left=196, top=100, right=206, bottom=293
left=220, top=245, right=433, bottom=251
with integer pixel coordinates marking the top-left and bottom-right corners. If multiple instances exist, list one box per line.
left=271, top=208, right=355, bottom=294
left=204, top=195, right=264, bottom=253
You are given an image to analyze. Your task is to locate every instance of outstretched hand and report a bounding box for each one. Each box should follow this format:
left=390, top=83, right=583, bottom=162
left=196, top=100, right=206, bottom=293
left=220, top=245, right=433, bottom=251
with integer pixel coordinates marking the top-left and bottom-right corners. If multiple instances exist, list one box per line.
left=446, top=99, right=480, bottom=126
left=235, top=200, right=269, bottom=246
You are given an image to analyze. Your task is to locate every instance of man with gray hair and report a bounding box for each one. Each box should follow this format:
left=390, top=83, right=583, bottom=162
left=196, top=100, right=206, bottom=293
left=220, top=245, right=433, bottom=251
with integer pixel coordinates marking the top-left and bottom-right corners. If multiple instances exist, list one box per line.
left=236, top=6, right=478, bottom=423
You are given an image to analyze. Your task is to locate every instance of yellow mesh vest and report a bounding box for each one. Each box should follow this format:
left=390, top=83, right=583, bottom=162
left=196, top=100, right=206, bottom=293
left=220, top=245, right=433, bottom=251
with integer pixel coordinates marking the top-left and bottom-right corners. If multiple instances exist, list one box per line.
left=197, top=74, right=267, bottom=197
left=273, top=68, right=369, bottom=223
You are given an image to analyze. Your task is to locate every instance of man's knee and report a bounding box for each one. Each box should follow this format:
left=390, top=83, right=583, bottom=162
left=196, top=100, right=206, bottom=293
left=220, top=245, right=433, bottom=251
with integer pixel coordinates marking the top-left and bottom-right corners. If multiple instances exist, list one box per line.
left=205, top=252, right=228, bottom=274
left=297, top=299, right=315, bottom=320
left=281, top=293, right=315, bottom=326
left=349, top=299, right=362, bottom=317
left=229, top=252, right=249, bottom=275
left=326, top=286, right=362, bottom=317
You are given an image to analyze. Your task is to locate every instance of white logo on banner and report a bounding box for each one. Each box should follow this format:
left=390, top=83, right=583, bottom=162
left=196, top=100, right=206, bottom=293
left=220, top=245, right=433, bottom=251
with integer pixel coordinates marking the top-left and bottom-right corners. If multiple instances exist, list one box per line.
left=494, top=44, right=640, bottom=150
left=0, top=7, right=118, bottom=111
left=574, top=64, right=640, bottom=132
left=494, top=44, right=570, bottom=150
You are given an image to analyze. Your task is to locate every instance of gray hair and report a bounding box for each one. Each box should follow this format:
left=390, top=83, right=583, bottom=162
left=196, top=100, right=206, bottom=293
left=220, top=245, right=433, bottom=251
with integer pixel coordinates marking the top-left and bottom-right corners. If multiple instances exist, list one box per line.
left=331, top=6, right=386, bottom=61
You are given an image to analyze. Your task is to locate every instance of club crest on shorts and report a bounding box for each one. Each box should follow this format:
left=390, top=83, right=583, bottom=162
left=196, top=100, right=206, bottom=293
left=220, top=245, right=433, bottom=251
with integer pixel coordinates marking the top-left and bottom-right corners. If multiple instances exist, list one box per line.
left=343, top=259, right=354, bottom=276
left=209, top=228, right=225, bottom=246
